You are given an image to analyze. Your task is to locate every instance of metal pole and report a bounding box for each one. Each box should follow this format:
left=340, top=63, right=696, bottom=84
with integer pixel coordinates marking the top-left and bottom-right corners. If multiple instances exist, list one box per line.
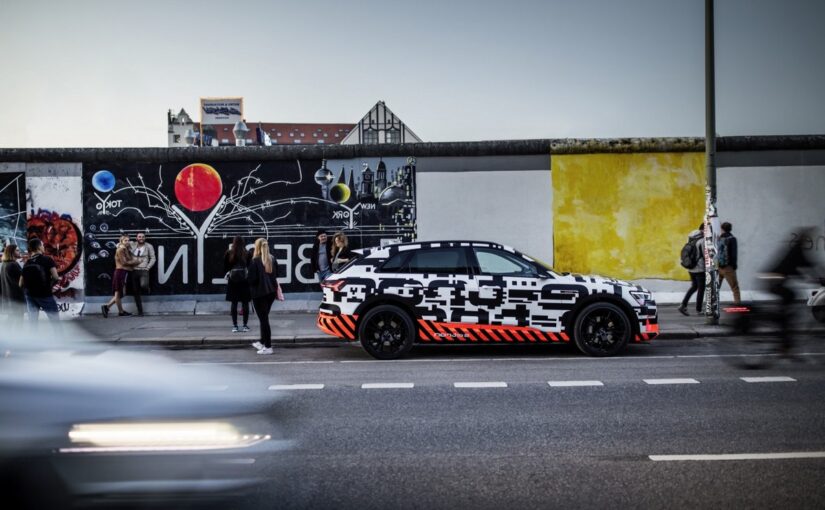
left=704, top=0, right=720, bottom=324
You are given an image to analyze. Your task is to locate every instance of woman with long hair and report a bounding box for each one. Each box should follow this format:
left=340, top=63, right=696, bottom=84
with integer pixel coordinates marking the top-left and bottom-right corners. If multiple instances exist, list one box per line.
left=224, top=236, right=251, bottom=332
left=330, top=232, right=354, bottom=271
left=0, top=244, right=25, bottom=324
left=102, top=235, right=140, bottom=317
left=248, top=238, right=280, bottom=355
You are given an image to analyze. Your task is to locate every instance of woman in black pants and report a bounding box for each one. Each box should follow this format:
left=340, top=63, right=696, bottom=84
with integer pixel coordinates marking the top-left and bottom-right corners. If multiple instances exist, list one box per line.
left=248, top=238, right=279, bottom=355
left=224, top=236, right=251, bottom=333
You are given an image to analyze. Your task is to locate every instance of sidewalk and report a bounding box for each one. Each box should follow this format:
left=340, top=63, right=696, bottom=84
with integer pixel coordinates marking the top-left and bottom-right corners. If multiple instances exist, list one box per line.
left=73, top=304, right=825, bottom=347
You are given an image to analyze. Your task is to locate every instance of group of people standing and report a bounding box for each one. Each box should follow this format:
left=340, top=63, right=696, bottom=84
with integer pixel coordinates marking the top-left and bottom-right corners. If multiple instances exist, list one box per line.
left=678, top=221, right=740, bottom=315
left=101, top=233, right=155, bottom=317
left=0, top=238, right=61, bottom=328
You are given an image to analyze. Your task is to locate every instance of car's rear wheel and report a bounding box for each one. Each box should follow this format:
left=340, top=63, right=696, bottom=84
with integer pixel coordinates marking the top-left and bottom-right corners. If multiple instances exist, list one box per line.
left=573, top=302, right=631, bottom=357
left=812, top=305, right=825, bottom=324
left=358, top=305, right=415, bottom=360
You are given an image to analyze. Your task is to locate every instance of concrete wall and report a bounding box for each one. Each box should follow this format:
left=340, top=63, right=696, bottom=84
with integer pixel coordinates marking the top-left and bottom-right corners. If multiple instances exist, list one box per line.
left=2, top=136, right=824, bottom=311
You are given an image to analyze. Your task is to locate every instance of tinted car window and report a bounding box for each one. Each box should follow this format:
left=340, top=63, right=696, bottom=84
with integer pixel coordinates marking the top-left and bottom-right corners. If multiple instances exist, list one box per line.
left=406, top=248, right=469, bottom=274
left=474, top=248, right=536, bottom=276
left=380, top=251, right=411, bottom=272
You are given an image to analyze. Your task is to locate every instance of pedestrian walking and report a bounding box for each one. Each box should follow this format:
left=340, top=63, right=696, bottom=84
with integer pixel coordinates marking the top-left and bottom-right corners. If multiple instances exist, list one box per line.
left=310, top=229, right=333, bottom=283
left=130, top=232, right=156, bottom=295
left=717, top=221, right=740, bottom=304
left=330, top=232, right=354, bottom=271
left=248, top=238, right=282, bottom=355
left=678, top=223, right=707, bottom=316
left=224, top=236, right=251, bottom=333
left=19, top=238, right=61, bottom=327
left=1, top=244, right=26, bottom=325
left=101, top=235, right=141, bottom=317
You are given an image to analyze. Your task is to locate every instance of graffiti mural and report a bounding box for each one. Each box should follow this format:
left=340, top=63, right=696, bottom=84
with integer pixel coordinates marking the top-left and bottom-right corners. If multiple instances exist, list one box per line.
left=552, top=153, right=705, bottom=281
left=0, top=172, right=27, bottom=251
left=26, top=174, right=85, bottom=315
left=82, top=158, right=417, bottom=295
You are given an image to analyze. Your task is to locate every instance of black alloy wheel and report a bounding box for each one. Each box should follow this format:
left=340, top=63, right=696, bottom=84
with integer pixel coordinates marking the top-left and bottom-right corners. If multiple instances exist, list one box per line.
left=573, top=302, right=631, bottom=357
left=358, top=305, right=415, bottom=360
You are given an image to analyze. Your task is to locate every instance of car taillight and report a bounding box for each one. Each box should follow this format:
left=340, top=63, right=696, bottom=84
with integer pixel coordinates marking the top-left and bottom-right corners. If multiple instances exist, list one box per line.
left=321, top=279, right=347, bottom=292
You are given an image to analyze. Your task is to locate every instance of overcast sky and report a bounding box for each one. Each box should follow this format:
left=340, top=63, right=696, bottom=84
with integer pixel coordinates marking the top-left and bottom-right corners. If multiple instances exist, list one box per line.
left=1, top=0, right=823, bottom=147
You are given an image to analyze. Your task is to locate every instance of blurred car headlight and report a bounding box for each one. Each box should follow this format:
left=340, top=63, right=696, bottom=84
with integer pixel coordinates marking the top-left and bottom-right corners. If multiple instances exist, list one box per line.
left=59, top=421, right=270, bottom=453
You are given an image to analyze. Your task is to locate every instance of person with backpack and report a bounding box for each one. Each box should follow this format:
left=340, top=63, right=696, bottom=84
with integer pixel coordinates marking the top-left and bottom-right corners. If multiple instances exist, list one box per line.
left=224, top=236, right=251, bottom=333
left=678, top=223, right=707, bottom=316
left=19, top=238, right=61, bottom=325
left=717, top=221, right=740, bottom=304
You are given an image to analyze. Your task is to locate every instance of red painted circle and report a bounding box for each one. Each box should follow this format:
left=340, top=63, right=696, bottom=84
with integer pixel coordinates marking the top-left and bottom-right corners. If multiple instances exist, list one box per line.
left=174, top=163, right=223, bottom=211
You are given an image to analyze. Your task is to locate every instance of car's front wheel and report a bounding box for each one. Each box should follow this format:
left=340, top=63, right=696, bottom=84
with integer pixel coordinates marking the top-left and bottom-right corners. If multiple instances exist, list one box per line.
left=358, top=305, right=415, bottom=360
left=573, top=302, right=632, bottom=357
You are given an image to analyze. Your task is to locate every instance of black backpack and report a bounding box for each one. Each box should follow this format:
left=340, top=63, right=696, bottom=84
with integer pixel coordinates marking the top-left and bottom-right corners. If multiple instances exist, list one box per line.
left=22, top=257, right=50, bottom=291
left=680, top=240, right=700, bottom=269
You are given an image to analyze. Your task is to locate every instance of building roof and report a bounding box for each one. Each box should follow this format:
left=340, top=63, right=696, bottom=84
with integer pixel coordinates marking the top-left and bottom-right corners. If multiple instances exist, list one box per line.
left=195, top=122, right=355, bottom=145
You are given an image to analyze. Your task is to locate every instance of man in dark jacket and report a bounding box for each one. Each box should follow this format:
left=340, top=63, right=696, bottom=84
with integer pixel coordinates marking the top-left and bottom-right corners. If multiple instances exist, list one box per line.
left=310, top=230, right=333, bottom=283
left=19, top=238, right=61, bottom=326
left=718, top=222, right=740, bottom=304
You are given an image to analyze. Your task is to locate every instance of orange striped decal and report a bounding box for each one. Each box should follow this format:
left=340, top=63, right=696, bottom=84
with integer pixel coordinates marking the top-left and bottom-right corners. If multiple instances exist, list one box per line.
left=417, top=320, right=566, bottom=344
left=316, top=313, right=358, bottom=341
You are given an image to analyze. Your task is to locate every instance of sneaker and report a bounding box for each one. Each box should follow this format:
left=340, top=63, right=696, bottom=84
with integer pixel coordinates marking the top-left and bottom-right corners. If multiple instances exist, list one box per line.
left=242, top=325, right=250, bottom=332
left=101, top=305, right=109, bottom=318
left=119, top=311, right=133, bottom=317
left=252, top=341, right=264, bottom=350
left=677, top=306, right=689, bottom=316
left=232, top=326, right=240, bottom=333
left=257, top=347, right=273, bottom=355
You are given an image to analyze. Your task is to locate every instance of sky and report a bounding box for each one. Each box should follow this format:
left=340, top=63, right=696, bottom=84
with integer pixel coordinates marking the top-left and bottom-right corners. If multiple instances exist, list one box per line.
left=1, top=0, right=823, bottom=147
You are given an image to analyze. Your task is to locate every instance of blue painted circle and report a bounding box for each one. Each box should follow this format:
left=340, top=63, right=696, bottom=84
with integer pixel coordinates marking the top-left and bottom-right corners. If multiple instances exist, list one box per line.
left=92, top=170, right=116, bottom=193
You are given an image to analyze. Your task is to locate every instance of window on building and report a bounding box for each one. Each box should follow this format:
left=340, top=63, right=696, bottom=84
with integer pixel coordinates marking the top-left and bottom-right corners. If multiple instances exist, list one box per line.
left=289, top=133, right=294, bottom=137
left=173, top=134, right=181, bottom=143
left=385, top=128, right=401, bottom=144
left=294, top=139, right=301, bottom=144
left=363, top=129, right=378, bottom=144
left=317, top=139, right=324, bottom=144
left=223, top=127, right=229, bottom=131
left=300, top=132, right=305, bottom=137
left=313, top=133, right=318, bottom=138
left=277, top=132, right=282, bottom=136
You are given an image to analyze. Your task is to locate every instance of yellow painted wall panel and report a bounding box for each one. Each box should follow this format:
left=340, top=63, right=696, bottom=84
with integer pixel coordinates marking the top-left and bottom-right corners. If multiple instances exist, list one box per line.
left=552, top=153, right=705, bottom=281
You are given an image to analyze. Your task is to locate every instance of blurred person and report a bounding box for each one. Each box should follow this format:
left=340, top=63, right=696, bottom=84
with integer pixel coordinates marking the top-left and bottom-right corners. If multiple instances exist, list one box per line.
left=330, top=231, right=354, bottom=271
left=718, top=221, right=741, bottom=304
left=224, top=236, right=251, bottom=333
left=19, top=238, right=61, bottom=325
left=130, top=231, right=156, bottom=295
left=248, top=238, right=281, bottom=355
left=101, top=235, right=141, bottom=317
left=310, top=229, right=332, bottom=283
left=762, top=227, right=821, bottom=355
left=1, top=244, right=25, bottom=325
left=678, top=223, right=707, bottom=316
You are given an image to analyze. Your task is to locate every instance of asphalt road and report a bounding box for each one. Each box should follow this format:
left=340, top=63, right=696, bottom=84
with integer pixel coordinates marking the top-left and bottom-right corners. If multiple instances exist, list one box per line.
left=154, top=337, right=825, bottom=509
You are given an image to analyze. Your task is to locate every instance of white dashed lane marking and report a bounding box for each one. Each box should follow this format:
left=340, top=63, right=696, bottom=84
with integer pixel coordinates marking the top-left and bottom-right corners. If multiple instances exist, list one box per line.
left=454, top=382, right=508, bottom=388
left=643, top=378, right=700, bottom=385
left=741, top=376, right=797, bottom=383
left=268, top=384, right=325, bottom=390
left=649, top=451, right=825, bottom=462
left=361, top=383, right=415, bottom=389
left=548, top=380, right=604, bottom=387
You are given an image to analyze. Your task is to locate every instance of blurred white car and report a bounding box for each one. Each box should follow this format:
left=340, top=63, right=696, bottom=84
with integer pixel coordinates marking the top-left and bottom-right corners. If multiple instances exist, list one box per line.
left=0, top=325, right=287, bottom=508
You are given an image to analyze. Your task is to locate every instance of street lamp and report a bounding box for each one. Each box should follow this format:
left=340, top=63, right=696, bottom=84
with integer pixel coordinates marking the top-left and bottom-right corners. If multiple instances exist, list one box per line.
left=233, top=120, right=249, bottom=147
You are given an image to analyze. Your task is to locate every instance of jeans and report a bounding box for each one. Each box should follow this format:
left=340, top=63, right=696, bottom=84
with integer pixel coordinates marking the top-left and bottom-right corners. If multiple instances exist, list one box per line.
left=682, top=272, right=706, bottom=312
left=127, top=271, right=144, bottom=315
left=316, top=269, right=332, bottom=282
left=231, top=300, right=249, bottom=327
left=252, top=293, right=276, bottom=348
left=25, top=294, right=62, bottom=333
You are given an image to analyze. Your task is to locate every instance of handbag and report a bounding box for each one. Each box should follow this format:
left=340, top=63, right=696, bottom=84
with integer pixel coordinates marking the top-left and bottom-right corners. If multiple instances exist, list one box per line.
left=276, top=280, right=285, bottom=302
left=227, top=266, right=248, bottom=283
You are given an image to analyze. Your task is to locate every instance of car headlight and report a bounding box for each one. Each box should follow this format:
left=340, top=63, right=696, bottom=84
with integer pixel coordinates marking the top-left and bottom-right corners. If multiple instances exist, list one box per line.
left=59, top=421, right=270, bottom=453
left=629, top=291, right=652, bottom=306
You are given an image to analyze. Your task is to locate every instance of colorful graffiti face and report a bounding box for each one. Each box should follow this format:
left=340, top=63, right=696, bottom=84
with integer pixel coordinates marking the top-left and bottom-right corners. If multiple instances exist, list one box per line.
left=27, top=210, right=83, bottom=275
left=174, top=163, right=223, bottom=211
